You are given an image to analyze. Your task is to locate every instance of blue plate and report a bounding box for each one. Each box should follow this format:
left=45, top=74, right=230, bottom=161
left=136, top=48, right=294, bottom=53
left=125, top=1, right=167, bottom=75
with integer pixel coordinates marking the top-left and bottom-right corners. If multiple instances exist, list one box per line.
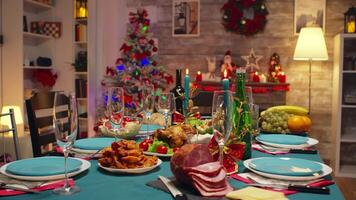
left=256, top=134, right=308, bottom=145
left=73, top=137, right=116, bottom=150
left=249, top=157, right=322, bottom=176
left=6, top=156, right=82, bottom=176
left=140, top=124, right=162, bottom=133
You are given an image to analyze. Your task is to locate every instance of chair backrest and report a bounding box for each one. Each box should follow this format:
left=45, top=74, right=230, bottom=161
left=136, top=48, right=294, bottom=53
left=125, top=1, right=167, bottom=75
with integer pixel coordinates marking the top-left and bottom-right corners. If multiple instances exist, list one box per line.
left=26, top=92, right=69, bottom=157
left=0, top=108, right=20, bottom=160
left=192, top=91, right=214, bottom=116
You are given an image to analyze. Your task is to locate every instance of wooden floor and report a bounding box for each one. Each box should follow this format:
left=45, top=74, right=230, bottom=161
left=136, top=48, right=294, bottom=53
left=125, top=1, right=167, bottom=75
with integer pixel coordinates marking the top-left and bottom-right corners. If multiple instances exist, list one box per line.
left=334, top=177, right=356, bottom=200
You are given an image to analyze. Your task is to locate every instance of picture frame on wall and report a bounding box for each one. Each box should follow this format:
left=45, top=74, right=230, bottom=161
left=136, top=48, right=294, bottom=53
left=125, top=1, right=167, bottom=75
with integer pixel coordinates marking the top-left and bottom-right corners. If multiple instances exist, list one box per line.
left=172, top=0, right=200, bottom=37
left=294, top=0, right=326, bottom=35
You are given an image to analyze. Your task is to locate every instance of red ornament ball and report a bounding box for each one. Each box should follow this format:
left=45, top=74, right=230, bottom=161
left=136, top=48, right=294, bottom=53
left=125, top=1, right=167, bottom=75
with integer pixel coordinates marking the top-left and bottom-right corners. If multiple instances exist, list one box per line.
left=152, top=47, right=158, bottom=52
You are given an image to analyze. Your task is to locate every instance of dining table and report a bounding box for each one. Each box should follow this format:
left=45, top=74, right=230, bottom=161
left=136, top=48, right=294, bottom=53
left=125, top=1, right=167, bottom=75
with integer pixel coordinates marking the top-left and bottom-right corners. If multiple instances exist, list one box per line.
left=0, top=148, right=345, bottom=200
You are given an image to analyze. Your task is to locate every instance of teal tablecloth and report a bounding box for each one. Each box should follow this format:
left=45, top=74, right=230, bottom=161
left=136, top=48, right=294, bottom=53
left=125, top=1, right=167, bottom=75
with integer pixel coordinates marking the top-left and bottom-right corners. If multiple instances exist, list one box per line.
left=2, top=151, right=345, bottom=200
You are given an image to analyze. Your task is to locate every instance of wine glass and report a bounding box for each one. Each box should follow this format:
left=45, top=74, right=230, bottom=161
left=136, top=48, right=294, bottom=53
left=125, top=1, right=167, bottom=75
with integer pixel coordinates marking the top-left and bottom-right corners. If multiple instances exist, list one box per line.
left=211, top=90, right=234, bottom=166
left=53, top=91, right=79, bottom=195
left=107, top=87, right=124, bottom=137
left=249, top=103, right=260, bottom=135
left=245, top=86, right=254, bottom=105
left=157, top=93, right=176, bottom=129
left=142, top=85, right=155, bottom=137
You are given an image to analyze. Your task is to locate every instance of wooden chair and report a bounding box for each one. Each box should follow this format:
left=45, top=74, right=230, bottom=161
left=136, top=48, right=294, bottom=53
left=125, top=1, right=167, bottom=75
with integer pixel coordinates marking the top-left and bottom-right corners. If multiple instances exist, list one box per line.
left=26, top=92, right=69, bottom=157
left=0, top=108, right=20, bottom=160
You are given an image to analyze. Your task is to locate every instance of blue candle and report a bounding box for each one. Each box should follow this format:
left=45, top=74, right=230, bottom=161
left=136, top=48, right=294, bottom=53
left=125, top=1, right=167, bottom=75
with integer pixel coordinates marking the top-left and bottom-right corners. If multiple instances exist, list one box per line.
left=184, top=69, right=190, bottom=115
left=222, top=70, right=229, bottom=106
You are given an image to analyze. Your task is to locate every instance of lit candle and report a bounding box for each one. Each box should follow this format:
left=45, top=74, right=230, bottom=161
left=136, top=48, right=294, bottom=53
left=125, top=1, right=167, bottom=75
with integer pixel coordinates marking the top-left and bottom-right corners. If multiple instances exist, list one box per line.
left=222, top=69, right=230, bottom=106
left=259, top=74, right=267, bottom=83
left=196, top=71, right=202, bottom=82
left=347, top=21, right=356, bottom=33
left=184, top=69, right=190, bottom=115
left=279, top=72, right=286, bottom=83
left=253, top=71, right=260, bottom=82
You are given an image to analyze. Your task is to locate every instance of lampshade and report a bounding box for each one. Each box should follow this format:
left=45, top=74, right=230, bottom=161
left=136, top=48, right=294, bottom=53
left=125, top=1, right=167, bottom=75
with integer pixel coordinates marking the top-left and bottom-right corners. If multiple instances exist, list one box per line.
left=293, top=27, right=328, bottom=61
left=0, top=106, right=23, bottom=128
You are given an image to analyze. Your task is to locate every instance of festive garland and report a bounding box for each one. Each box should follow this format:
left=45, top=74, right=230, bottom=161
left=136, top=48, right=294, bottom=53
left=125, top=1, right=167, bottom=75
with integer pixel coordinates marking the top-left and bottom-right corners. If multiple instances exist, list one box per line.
left=222, top=0, right=268, bottom=35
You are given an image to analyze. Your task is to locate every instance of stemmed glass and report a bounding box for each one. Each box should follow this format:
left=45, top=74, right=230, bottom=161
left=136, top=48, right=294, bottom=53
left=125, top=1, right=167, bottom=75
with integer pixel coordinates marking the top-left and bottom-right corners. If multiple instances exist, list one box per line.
left=142, top=85, right=155, bottom=137
left=211, top=90, right=234, bottom=166
left=157, top=93, right=176, bottom=129
left=107, top=87, right=124, bottom=138
left=53, top=91, right=79, bottom=195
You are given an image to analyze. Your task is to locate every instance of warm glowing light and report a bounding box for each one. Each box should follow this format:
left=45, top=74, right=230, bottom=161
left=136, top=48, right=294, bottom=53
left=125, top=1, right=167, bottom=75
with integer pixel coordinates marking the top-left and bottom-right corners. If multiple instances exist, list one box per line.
left=1, top=106, right=23, bottom=129
left=255, top=71, right=258, bottom=75
left=281, top=72, right=285, bottom=75
left=223, top=69, right=227, bottom=78
left=186, top=69, right=189, bottom=75
left=197, top=71, right=201, bottom=75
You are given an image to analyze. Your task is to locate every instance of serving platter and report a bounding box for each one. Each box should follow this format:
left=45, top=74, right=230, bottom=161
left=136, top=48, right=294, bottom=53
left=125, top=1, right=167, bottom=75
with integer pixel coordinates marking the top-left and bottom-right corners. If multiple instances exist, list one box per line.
left=98, top=159, right=162, bottom=174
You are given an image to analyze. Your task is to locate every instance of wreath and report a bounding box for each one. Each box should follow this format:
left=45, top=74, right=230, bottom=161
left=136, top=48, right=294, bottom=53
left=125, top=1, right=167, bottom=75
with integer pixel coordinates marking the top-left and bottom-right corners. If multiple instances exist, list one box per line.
left=222, top=0, right=268, bottom=36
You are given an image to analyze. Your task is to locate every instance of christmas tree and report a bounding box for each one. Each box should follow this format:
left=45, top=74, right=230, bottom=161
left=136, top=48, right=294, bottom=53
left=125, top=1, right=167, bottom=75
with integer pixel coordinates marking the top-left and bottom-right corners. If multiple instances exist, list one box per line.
left=101, top=8, right=173, bottom=111
left=268, top=53, right=283, bottom=82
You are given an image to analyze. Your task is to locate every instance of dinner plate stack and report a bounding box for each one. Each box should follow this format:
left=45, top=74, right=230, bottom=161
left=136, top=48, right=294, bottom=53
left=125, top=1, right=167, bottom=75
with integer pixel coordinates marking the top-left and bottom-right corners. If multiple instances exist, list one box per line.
left=0, top=156, right=91, bottom=181
left=255, top=134, right=319, bottom=150
left=72, top=137, right=116, bottom=154
left=243, top=157, right=332, bottom=181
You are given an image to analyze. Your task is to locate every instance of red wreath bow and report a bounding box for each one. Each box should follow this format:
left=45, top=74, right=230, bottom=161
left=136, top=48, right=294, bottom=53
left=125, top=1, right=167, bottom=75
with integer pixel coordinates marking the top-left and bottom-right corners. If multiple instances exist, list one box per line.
left=208, top=134, right=245, bottom=174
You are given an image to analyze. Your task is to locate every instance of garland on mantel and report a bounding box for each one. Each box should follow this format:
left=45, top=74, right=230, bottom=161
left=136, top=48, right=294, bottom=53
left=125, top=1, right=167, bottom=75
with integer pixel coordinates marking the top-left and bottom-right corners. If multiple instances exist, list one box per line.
left=222, top=0, right=268, bottom=36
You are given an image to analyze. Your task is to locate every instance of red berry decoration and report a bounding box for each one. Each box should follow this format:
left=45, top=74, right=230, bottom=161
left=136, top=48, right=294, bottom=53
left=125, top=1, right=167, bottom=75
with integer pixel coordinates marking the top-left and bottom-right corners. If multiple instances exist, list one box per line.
left=152, top=47, right=158, bottom=52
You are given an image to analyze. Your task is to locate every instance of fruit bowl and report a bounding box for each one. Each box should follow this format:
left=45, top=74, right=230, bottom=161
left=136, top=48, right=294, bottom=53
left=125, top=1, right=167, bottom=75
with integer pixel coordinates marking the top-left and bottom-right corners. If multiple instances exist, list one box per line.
left=100, top=116, right=142, bottom=139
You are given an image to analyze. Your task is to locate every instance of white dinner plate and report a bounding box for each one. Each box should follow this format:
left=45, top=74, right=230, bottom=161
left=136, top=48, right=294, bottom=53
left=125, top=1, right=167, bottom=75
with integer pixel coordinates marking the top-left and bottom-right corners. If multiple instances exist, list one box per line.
left=71, top=148, right=99, bottom=154
left=0, top=158, right=91, bottom=181
left=243, top=158, right=332, bottom=181
left=98, top=159, right=162, bottom=174
left=143, top=151, right=173, bottom=157
left=256, top=137, right=319, bottom=149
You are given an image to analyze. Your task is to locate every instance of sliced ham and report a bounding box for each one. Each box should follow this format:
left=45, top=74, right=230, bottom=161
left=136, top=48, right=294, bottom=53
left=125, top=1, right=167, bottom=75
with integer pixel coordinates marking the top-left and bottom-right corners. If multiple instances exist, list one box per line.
left=185, top=161, right=222, bottom=177
left=191, top=176, right=227, bottom=191
left=190, top=174, right=226, bottom=189
left=192, top=179, right=233, bottom=197
left=188, top=169, right=226, bottom=186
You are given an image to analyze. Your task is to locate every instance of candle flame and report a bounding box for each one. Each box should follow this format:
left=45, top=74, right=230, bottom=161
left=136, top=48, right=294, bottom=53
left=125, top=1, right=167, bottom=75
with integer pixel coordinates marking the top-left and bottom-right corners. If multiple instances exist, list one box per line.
left=281, top=72, right=285, bottom=75
left=255, top=71, right=258, bottom=75
left=186, top=69, right=189, bottom=75
left=223, top=69, right=227, bottom=78
left=197, top=71, right=201, bottom=75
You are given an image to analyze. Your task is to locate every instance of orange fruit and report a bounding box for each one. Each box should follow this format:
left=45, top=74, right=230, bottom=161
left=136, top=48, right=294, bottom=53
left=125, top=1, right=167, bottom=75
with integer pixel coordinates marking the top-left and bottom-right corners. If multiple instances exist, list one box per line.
left=288, top=116, right=306, bottom=132
left=301, top=116, right=312, bottom=131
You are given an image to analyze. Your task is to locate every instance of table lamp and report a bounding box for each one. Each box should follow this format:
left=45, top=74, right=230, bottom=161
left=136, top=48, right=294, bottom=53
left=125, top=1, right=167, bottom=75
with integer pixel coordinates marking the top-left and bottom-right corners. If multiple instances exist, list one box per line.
left=0, top=106, right=23, bottom=160
left=293, top=27, right=328, bottom=112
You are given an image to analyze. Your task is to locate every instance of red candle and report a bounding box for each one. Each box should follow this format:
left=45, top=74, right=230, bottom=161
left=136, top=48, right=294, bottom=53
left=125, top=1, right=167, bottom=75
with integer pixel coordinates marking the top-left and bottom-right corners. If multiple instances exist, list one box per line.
left=279, top=72, right=286, bottom=83
left=253, top=72, right=260, bottom=82
left=196, top=71, right=202, bottom=82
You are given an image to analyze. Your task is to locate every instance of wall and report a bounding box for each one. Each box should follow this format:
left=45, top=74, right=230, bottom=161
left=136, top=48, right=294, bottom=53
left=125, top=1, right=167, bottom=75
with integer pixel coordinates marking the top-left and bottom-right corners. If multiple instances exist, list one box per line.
left=122, top=0, right=355, bottom=162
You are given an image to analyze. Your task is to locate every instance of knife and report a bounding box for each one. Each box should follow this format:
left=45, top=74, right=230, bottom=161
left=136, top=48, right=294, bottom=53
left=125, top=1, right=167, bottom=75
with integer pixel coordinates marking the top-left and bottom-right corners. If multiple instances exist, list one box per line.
left=248, top=183, right=330, bottom=194
left=0, top=183, right=39, bottom=194
left=158, top=176, right=187, bottom=200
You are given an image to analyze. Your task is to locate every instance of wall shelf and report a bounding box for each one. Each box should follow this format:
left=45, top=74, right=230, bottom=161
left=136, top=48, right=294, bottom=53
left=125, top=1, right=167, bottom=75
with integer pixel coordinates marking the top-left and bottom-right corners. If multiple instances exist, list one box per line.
left=75, top=71, right=88, bottom=75
left=23, top=32, right=52, bottom=45
left=77, top=98, right=87, bottom=101
left=341, top=133, right=356, bottom=143
left=342, top=104, right=356, bottom=108
left=24, top=0, right=53, bottom=12
left=343, top=70, right=356, bottom=74
left=23, top=66, right=54, bottom=69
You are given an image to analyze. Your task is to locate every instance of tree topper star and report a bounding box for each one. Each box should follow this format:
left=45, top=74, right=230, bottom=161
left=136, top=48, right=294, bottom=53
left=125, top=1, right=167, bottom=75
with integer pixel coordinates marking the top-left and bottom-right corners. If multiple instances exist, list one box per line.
left=241, top=48, right=263, bottom=73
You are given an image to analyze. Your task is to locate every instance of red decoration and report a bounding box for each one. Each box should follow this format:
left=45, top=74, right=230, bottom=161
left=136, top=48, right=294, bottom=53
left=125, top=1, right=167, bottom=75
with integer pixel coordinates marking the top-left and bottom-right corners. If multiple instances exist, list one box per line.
left=195, top=71, right=203, bottom=82
left=279, top=72, right=286, bottom=83
left=268, top=53, right=284, bottom=82
left=32, top=69, right=57, bottom=87
left=208, top=135, right=245, bottom=174
left=152, top=47, right=158, bottom=52
left=252, top=72, right=260, bottom=82
left=149, top=39, right=154, bottom=45
left=222, top=0, right=268, bottom=36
